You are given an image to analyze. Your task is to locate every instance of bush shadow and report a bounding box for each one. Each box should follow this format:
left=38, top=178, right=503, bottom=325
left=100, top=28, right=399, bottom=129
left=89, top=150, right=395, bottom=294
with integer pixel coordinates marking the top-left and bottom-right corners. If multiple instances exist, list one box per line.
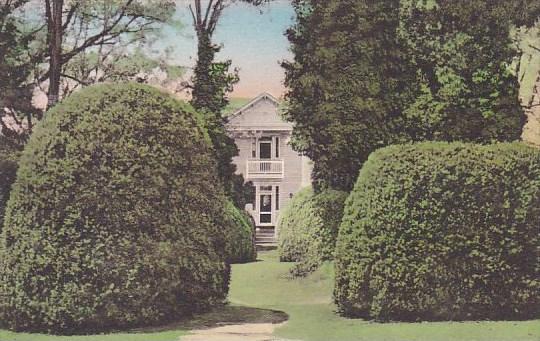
left=131, top=304, right=289, bottom=333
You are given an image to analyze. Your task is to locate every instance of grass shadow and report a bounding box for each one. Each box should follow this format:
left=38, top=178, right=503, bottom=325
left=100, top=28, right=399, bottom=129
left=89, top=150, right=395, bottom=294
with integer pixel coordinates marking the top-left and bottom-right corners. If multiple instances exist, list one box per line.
left=131, top=304, right=289, bottom=333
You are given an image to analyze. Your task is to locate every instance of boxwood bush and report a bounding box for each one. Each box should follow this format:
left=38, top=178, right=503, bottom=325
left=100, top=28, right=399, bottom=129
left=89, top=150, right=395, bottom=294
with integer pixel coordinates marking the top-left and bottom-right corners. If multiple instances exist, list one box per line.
left=224, top=200, right=256, bottom=264
left=0, top=83, right=231, bottom=334
left=335, top=142, right=540, bottom=321
left=0, top=143, right=19, bottom=233
left=278, top=187, right=347, bottom=275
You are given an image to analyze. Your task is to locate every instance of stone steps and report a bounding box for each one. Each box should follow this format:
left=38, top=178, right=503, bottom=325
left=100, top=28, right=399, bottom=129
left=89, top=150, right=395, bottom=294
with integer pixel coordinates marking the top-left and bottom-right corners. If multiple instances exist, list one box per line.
left=255, top=228, right=277, bottom=250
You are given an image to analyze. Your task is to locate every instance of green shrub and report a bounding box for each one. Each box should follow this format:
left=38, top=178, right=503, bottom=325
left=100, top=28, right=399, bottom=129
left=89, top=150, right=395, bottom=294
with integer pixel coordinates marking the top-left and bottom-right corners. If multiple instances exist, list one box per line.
left=0, top=143, right=19, bottom=233
left=278, top=187, right=348, bottom=275
left=224, top=200, right=257, bottom=264
left=0, top=83, right=231, bottom=334
left=335, top=142, right=540, bottom=321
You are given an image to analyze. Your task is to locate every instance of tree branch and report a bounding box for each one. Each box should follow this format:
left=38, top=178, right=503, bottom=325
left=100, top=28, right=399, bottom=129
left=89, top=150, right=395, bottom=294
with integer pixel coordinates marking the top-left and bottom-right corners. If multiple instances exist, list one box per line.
left=188, top=4, right=197, bottom=30
left=60, top=0, right=136, bottom=65
left=62, top=3, right=79, bottom=31
left=203, top=0, right=216, bottom=29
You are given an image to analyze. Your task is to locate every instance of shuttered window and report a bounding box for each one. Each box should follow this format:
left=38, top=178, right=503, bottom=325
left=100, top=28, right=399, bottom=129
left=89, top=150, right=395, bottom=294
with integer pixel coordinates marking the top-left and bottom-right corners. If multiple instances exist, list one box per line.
left=275, top=186, right=280, bottom=211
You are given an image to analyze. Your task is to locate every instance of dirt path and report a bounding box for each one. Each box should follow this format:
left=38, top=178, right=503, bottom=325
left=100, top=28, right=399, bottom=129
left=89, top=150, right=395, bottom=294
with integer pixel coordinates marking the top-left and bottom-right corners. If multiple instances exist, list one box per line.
left=180, top=322, right=298, bottom=341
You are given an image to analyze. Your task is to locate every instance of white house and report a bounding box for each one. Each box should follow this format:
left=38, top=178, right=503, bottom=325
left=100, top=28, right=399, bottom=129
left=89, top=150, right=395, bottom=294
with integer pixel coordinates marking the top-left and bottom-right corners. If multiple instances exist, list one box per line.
left=226, top=93, right=311, bottom=237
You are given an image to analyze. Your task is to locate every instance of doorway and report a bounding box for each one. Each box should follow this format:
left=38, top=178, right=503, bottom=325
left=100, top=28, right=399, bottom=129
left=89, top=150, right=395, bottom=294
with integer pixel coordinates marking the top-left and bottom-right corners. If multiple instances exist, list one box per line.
left=259, top=194, right=272, bottom=224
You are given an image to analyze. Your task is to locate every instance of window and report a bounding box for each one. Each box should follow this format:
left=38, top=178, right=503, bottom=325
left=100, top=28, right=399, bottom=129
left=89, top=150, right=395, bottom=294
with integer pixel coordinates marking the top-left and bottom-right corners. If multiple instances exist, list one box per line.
left=259, top=141, right=271, bottom=159
left=246, top=183, right=256, bottom=206
left=275, top=186, right=280, bottom=211
left=260, top=194, right=272, bottom=212
left=259, top=193, right=272, bottom=224
left=260, top=185, right=272, bottom=192
left=260, top=214, right=272, bottom=224
left=275, top=137, right=280, bottom=158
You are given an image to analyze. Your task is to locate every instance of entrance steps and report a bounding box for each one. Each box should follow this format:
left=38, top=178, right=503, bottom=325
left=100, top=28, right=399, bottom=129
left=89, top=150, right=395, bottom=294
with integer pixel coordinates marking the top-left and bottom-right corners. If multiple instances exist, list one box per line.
left=255, top=228, right=277, bottom=250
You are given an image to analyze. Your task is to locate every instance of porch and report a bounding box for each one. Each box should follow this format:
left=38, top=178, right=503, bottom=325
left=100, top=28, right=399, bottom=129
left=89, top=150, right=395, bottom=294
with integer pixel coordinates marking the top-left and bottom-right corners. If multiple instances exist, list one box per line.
left=246, top=160, right=284, bottom=179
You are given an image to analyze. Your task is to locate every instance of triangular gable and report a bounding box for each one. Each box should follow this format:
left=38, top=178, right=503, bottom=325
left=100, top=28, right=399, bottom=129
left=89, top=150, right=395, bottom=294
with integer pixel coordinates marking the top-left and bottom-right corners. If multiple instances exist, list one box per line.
left=227, top=93, right=292, bottom=131
left=228, top=92, right=280, bottom=120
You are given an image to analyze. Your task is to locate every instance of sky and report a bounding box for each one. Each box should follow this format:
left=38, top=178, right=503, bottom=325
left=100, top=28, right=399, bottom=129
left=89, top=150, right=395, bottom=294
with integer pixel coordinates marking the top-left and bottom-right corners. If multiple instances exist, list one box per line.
left=161, top=0, right=295, bottom=99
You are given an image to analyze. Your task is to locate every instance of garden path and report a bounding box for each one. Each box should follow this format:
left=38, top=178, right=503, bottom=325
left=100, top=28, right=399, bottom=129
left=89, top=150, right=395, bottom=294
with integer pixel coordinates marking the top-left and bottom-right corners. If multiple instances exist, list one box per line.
left=180, top=322, right=298, bottom=341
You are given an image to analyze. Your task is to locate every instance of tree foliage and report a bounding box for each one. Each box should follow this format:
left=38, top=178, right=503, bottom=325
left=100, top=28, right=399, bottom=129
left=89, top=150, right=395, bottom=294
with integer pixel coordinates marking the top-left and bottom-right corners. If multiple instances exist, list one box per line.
left=41, top=0, right=177, bottom=108
left=188, top=0, right=271, bottom=206
left=335, top=142, right=540, bottom=321
left=0, top=83, right=230, bottom=333
left=223, top=200, right=257, bottom=264
left=0, top=0, right=40, bottom=145
left=283, top=0, right=416, bottom=191
left=1, top=0, right=180, bottom=143
left=0, top=141, right=19, bottom=234
left=277, top=187, right=348, bottom=277
left=283, top=0, right=540, bottom=191
left=399, top=0, right=536, bottom=142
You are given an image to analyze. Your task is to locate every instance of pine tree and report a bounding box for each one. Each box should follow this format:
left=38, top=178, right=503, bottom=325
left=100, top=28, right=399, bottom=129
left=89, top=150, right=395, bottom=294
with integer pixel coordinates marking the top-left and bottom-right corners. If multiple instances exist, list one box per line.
left=283, top=0, right=416, bottom=191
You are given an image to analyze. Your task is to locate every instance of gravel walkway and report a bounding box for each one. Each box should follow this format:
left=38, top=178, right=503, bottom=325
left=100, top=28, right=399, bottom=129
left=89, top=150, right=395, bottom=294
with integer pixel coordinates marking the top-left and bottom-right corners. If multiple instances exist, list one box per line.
left=180, top=322, right=299, bottom=341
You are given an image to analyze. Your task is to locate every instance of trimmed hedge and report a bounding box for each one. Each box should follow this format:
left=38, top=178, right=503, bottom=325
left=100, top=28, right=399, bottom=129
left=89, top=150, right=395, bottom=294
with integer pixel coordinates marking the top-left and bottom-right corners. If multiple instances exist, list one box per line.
left=278, top=187, right=347, bottom=275
left=0, top=144, right=19, bottom=233
left=0, top=83, right=231, bottom=334
left=224, top=200, right=257, bottom=264
left=335, top=142, right=540, bottom=321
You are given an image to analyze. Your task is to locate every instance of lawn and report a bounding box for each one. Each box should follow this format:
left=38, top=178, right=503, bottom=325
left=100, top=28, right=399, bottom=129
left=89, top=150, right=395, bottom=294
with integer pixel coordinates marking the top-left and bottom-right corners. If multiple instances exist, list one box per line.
left=1, top=250, right=539, bottom=341
left=0, top=330, right=187, bottom=341
left=229, top=251, right=540, bottom=341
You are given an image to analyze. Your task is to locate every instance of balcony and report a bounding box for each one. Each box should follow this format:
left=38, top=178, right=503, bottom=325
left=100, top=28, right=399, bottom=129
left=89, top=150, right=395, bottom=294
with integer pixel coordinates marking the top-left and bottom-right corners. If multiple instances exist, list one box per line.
left=246, top=160, right=284, bottom=179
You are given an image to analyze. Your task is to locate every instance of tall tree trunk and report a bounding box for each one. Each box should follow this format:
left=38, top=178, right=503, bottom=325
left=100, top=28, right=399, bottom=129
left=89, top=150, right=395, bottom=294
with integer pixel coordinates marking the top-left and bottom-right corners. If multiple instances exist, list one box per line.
left=46, top=0, right=64, bottom=109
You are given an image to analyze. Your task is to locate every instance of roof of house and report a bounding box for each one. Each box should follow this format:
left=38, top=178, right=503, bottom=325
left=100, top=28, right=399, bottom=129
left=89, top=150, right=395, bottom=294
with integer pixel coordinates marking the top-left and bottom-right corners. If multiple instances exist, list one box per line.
left=228, top=92, right=280, bottom=120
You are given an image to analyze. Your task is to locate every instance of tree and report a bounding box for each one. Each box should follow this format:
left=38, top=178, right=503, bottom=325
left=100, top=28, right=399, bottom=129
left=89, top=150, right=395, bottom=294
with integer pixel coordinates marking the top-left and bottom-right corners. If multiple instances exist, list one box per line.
left=40, top=0, right=177, bottom=108
left=0, top=84, right=231, bottom=333
left=283, top=0, right=540, bottom=192
left=187, top=0, right=270, bottom=205
left=1, top=0, right=179, bottom=143
left=188, top=0, right=269, bottom=113
left=61, top=47, right=185, bottom=97
left=44, top=0, right=63, bottom=108
left=282, top=0, right=416, bottom=191
left=400, top=0, right=540, bottom=142
left=0, top=0, right=40, bottom=146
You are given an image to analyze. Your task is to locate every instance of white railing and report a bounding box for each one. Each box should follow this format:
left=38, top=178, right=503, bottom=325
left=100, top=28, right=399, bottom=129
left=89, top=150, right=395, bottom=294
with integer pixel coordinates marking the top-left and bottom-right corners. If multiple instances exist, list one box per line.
left=246, top=160, right=284, bottom=179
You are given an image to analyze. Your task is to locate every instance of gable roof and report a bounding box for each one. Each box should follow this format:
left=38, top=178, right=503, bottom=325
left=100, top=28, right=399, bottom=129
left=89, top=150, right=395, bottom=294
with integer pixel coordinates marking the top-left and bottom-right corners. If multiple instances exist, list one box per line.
left=228, top=92, right=280, bottom=120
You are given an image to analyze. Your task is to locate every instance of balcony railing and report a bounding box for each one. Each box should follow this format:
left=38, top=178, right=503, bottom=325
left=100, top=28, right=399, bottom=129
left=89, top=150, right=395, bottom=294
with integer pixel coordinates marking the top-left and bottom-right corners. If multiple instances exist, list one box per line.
left=246, top=160, right=284, bottom=179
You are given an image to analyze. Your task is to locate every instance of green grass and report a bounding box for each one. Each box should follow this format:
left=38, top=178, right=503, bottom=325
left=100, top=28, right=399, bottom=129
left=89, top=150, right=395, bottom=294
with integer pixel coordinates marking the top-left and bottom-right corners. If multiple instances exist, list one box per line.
left=1, top=251, right=539, bottom=340
left=0, top=330, right=187, bottom=341
left=229, top=251, right=540, bottom=341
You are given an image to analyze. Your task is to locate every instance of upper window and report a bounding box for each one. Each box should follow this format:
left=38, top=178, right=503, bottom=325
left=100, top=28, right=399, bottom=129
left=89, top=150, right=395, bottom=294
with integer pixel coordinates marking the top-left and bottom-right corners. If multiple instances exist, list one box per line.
left=259, top=141, right=272, bottom=159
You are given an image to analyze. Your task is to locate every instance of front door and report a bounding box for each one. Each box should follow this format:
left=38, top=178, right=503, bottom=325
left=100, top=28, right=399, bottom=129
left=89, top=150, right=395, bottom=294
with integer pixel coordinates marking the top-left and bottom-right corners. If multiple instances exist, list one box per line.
left=259, top=193, right=272, bottom=225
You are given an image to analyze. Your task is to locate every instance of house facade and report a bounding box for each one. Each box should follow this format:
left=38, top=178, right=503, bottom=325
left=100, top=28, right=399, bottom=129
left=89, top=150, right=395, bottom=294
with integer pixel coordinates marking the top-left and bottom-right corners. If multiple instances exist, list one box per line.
left=226, top=93, right=311, bottom=232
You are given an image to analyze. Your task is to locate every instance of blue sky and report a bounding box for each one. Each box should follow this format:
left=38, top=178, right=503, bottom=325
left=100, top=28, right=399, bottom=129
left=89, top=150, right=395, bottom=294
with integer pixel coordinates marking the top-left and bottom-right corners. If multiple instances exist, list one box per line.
left=161, top=1, right=295, bottom=98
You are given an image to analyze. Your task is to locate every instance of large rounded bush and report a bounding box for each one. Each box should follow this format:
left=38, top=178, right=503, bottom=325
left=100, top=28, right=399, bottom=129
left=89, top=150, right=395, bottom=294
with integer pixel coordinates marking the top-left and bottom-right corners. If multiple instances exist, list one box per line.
left=335, top=142, right=540, bottom=321
left=0, top=83, right=230, bottom=333
left=224, top=200, right=256, bottom=264
left=0, top=143, right=19, bottom=233
left=278, top=187, right=347, bottom=272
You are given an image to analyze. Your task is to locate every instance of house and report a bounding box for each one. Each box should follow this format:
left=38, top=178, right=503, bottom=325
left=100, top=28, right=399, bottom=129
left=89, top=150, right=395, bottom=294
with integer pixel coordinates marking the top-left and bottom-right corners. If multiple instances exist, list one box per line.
left=226, top=93, right=311, bottom=238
